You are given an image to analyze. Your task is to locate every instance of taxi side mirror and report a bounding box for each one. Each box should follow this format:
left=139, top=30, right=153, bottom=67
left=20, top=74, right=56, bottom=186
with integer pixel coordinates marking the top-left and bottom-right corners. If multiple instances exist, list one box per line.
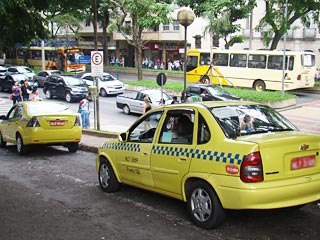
left=119, top=132, right=127, bottom=142
left=0, top=115, right=7, bottom=120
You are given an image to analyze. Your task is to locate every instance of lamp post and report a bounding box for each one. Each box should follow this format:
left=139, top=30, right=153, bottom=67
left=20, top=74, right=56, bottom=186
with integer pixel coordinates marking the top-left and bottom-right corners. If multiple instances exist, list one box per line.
left=177, top=7, right=195, bottom=102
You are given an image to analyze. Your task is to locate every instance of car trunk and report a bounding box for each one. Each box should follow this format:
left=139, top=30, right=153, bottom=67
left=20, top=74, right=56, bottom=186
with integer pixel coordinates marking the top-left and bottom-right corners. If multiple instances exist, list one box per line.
left=37, top=115, right=76, bottom=129
left=238, top=131, right=320, bottom=181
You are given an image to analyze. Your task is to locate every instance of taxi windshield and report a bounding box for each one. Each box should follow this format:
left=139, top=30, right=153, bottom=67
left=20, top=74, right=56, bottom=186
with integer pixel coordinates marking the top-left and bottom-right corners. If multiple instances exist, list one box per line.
left=28, top=102, right=72, bottom=115
left=209, top=104, right=297, bottom=138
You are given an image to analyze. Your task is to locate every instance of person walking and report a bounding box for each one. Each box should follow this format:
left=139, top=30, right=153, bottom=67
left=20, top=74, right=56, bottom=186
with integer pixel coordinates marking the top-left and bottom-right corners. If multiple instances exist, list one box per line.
left=21, top=80, right=32, bottom=101
left=79, top=95, right=90, bottom=129
left=11, top=82, right=22, bottom=104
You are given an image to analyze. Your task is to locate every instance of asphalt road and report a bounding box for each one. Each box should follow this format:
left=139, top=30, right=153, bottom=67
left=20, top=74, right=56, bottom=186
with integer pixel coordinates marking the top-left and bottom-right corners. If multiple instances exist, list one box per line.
left=1, top=145, right=320, bottom=240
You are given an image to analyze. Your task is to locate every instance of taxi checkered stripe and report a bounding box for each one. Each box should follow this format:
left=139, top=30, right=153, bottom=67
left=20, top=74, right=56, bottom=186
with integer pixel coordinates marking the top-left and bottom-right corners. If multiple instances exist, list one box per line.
left=152, top=146, right=194, bottom=157
left=152, top=146, right=245, bottom=165
left=102, top=142, right=140, bottom=152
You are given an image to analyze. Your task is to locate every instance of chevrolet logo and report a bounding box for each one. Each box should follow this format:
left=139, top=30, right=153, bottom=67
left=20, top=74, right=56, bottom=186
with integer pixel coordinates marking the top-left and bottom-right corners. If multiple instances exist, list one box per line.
left=299, top=144, right=309, bottom=151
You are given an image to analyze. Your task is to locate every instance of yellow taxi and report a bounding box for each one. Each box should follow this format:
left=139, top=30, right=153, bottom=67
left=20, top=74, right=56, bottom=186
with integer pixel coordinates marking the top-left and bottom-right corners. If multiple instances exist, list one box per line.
left=0, top=101, right=82, bottom=154
left=96, top=101, right=320, bottom=229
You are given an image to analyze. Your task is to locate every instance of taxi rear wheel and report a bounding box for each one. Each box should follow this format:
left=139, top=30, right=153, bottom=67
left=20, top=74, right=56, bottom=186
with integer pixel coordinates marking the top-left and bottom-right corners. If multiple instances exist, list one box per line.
left=16, top=134, right=27, bottom=155
left=186, top=180, right=225, bottom=229
left=98, top=158, right=120, bottom=192
left=67, top=142, right=79, bottom=153
left=0, top=131, right=7, bottom=148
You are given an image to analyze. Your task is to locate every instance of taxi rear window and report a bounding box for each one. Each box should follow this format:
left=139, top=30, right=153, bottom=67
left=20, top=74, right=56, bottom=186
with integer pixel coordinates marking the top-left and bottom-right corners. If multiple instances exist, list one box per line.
left=209, top=105, right=297, bottom=138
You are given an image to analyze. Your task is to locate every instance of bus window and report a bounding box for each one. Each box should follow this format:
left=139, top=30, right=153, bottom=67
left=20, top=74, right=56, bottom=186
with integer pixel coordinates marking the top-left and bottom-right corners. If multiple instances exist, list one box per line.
left=31, top=50, right=41, bottom=60
left=230, top=54, right=247, bottom=68
left=288, top=56, right=294, bottom=70
left=186, top=56, right=198, bottom=72
left=213, top=53, right=228, bottom=66
left=301, top=54, right=315, bottom=67
left=200, top=53, right=210, bottom=65
left=248, top=54, right=266, bottom=69
left=267, top=55, right=283, bottom=70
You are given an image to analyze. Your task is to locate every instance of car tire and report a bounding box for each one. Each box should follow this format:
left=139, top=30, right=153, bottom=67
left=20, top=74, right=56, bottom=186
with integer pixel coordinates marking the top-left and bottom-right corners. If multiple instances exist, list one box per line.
left=123, top=105, right=130, bottom=115
left=0, top=85, right=3, bottom=92
left=65, top=92, right=72, bottom=103
left=98, top=158, right=121, bottom=193
left=253, top=80, right=266, bottom=91
left=45, top=89, right=52, bottom=99
left=16, top=134, right=27, bottom=155
left=186, top=180, right=225, bottom=229
left=100, top=88, right=107, bottom=97
left=67, top=142, right=79, bottom=153
left=200, top=75, right=210, bottom=84
left=0, top=131, right=7, bottom=148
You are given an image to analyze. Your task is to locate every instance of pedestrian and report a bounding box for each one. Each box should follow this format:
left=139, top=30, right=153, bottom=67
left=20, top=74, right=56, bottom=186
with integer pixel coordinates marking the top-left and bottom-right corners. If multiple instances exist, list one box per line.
left=20, top=80, right=32, bottom=101
left=30, top=89, right=42, bottom=101
left=171, top=96, right=179, bottom=104
left=79, top=95, right=90, bottom=129
left=11, top=82, right=22, bottom=104
left=143, top=97, right=152, bottom=129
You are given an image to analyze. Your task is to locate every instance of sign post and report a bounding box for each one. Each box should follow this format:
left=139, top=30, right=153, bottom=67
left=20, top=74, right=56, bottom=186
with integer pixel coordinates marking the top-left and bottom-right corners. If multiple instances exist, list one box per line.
left=91, top=51, right=103, bottom=130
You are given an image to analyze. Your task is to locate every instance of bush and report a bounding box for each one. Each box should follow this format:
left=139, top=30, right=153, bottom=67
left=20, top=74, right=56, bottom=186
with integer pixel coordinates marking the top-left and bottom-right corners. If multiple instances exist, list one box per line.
left=124, top=80, right=296, bottom=102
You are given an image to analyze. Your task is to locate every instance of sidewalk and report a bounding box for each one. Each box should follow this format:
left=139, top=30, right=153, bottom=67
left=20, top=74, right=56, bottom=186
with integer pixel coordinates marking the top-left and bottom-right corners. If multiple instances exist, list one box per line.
left=79, top=101, right=320, bottom=153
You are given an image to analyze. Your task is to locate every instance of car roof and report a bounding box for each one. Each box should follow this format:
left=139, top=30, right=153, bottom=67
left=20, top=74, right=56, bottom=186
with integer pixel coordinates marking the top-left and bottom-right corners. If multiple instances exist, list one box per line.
left=152, top=100, right=257, bottom=111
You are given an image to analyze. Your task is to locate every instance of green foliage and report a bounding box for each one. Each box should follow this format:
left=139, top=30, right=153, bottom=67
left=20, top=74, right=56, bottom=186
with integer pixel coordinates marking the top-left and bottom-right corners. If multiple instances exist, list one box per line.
left=225, top=88, right=295, bottom=102
left=124, top=80, right=296, bottom=102
left=0, top=0, right=50, bottom=48
left=256, top=0, right=320, bottom=50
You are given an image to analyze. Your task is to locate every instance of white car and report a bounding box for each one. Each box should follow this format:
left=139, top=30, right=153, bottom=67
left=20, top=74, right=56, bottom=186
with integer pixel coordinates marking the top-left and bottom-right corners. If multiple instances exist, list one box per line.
left=116, top=89, right=172, bottom=115
left=6, top=66, right=37, bottom=87
left=81, top=72, right=124, bottom=97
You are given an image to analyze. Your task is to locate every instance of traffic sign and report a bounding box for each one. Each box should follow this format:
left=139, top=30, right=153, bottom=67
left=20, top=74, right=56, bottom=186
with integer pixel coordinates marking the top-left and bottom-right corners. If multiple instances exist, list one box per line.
left=78, top=55, right=91, bottom=64
left=156, top=73, right=167, bottom=86
left=91, top=51, right=103, bottom=77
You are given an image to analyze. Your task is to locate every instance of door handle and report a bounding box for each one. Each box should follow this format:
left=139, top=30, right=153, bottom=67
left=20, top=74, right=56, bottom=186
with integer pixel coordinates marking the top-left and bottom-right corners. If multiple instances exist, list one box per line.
left=178, top=157, right=187, bottom=162
left=141, top=152, right=148, bottom=156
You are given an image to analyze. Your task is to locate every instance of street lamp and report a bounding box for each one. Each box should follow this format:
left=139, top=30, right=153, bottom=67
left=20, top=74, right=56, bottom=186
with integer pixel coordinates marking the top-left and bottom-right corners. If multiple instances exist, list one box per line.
left=177, top=7, right=195, bottom=102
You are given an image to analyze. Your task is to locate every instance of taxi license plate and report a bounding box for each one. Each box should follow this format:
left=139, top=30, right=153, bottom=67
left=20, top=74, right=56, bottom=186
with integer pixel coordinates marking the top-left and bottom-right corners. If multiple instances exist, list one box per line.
left=50, top=120, right=65, bottom=126
left=291, top=155, right=316, bottom=170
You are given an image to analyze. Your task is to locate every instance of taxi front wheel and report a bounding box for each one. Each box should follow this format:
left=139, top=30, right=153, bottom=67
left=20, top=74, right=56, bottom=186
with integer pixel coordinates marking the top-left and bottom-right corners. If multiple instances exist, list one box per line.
left=98, top=158, right=120, bottom=193
left=186, top=181, right=225, bottom=229
left=16, top=134, right=27, bottom=155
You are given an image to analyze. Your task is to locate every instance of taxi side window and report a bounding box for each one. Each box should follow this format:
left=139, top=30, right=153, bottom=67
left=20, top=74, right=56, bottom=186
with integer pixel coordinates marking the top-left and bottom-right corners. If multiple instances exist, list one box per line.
left=128, top=111, right=162, bottom=143
left=159, top=110, right=194, bottom=144
left=197, top=114, right=210, bottom=144
left=13, top=105, right=24, bottom=118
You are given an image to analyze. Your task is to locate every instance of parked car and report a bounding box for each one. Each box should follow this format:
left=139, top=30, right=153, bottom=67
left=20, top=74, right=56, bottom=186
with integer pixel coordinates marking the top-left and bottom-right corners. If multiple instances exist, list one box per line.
left=6, top=66, right=37, bottom=86
left=185, top=84, right=241, bottom=101
left=0, top=65, right=7, bottom=77
left=43, top=75, right=88, bottom=102
left=116, top=89, right=172, bottom=115
left=34, top=70, right=62, bottom=87
left=0, top=101, right=82, bottom=155
left=81, top=72, right=124, bottom=97
left=96, top=101, right=320, bottom=229
left=0, top=73, right=29, bottom=92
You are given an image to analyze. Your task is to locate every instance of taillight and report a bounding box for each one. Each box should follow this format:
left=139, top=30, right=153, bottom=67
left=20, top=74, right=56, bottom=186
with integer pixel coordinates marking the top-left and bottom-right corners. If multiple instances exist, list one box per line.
left=240, top=152, right=263, bottom=182
left=26, top=117, right=40, bottom=127
left=297, top=74, right=301, bottom=80
left=74, top=115, right=81, bottom=126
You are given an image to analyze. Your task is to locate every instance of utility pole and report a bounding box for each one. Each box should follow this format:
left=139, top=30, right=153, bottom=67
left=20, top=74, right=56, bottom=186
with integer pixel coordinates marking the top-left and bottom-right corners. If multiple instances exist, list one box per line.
left=93, top=0, right=100, bottom=130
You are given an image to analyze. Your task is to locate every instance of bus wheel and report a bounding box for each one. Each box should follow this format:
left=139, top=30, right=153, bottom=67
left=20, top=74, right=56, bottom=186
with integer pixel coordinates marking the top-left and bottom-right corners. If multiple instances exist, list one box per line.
left=253, top=80, right=266, bottom=91
left=200, top=76, right=210, bottom=84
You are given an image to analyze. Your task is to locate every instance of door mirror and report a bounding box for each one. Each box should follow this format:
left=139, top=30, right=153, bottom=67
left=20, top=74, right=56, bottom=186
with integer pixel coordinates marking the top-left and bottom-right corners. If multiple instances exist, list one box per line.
left=119, top=132, right=127, bottom=142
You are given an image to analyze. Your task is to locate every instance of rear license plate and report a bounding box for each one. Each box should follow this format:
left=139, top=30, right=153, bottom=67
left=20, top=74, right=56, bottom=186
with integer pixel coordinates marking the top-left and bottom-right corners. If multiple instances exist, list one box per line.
left=50, top=121, right=65, bottom=126
left=291, top=155, right=316, bottom=170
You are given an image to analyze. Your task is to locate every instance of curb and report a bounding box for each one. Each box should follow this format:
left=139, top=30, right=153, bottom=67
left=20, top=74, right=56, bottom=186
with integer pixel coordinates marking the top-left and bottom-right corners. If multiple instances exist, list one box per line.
left=82, top=129, right=118, bottom=138
left=79, top=144, right=98, bottom=153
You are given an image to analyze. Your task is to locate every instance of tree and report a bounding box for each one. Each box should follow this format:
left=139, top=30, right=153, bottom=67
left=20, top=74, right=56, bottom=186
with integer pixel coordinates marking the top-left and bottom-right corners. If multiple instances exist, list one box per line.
left=177, top=0, right=255, bottom=49
left=109, top=0, right=172, bottom=80
left=0, top=0, right=50, bottom=49
left=256, top=0, right=320, bottom=50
